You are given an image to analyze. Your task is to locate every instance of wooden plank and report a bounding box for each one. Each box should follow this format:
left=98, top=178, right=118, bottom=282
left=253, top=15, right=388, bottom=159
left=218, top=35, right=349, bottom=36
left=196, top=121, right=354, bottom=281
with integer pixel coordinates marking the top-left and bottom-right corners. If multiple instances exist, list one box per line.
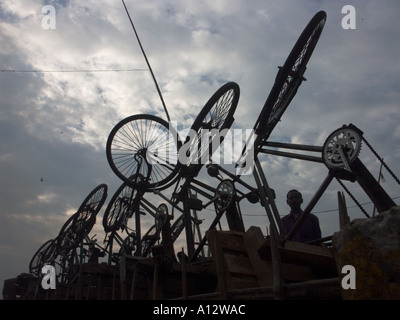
left=224, top=254, right=256, bottom=276
left=207, top=229, right=230, bottom=297
left=338, top=191, right=350, bottom=229
left=213, top=231, right=247, bottom=252
left=243, top=226, right=273, bottom=287
left=284, top=277, right=342, bottom=300
left=283, top=240, right=334, bottom=257
left=259, top=238, right=334, bottom=266
left=231, top=277, right=259, bottom=289
left=208, top=228, right=301, bottom=295
left=280, top=241, right=335, bottom=268
left=207, top=228, right=266, bottom=293
left=178, top=278, right=341, bottom=300
left=181, top=248, right=188, bottom=299
left=281, top=263, right=314, bottom=282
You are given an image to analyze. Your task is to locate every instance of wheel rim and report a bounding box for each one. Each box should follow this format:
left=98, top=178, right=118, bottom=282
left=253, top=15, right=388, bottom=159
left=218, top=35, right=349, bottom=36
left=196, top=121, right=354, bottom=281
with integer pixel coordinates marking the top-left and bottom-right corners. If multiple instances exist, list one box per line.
left=103, top=182, right=137, bottom=233
left=57, top=184, right=107, bottom=251
left=186, top=82, right=240, bottom=166
left=107, top=114, right=181, bottom=191
left=255, top=11, right=327, bottom=142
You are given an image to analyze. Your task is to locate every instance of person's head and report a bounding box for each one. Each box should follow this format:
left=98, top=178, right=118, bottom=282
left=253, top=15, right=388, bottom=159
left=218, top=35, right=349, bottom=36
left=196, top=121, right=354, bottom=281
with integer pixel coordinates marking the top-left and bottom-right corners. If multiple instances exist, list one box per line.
left=286, top=189, right=303, bottom=211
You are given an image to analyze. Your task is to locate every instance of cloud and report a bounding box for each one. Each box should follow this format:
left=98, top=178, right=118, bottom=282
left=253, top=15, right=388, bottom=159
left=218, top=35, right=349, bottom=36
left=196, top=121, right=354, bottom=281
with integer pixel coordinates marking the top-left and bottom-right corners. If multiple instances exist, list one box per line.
left=1, top=0, right=400, bottom=294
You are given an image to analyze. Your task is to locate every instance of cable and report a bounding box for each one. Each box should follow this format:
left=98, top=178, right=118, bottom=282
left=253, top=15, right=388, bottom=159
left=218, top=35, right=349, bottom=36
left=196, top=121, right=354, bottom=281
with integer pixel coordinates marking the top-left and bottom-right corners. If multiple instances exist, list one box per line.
left=241, top=195, right=400, bottom=217
left=122, top=0, right=171, bottom=122
left=0, top=68, right=148, bottom=73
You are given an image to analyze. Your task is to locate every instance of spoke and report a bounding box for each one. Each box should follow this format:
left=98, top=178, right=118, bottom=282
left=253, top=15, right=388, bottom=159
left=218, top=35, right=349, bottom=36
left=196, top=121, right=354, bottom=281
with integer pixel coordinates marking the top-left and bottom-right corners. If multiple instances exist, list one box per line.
left=107, top=114, right=180, bottom=190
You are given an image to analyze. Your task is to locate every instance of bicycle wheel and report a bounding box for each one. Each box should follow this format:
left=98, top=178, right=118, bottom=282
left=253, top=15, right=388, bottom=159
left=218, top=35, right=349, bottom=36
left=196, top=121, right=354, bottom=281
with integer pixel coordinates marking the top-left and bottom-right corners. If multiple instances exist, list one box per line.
left=170, top=214, right=185, bottom=243
left=29, top=238, right=56, bottom=276
left=55, top=212, right=92, bottom=251
left=184, top=81, right=240, bottom=166
left=51, top=247, right=79, bottom=285
left=155, top=203, right=168, bottom=229
left=255, top=10, right=327, bottom=142
left=102, top=182, right=137, bottom=233
left=107, top=114, right=181, bottom=191
left=76, top=183, right=108, bottom=222
left=140, top=224, right=160, bottom=257
left=118, top=232, right=137, bottom=256
left=55, top=184, right=106, bottom=251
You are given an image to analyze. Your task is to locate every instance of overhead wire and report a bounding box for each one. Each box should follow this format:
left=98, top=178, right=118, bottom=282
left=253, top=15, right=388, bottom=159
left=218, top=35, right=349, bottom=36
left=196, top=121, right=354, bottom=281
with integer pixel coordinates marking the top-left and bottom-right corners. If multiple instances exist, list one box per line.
left=3, top=0, right=172, bottom=123
left=241, top=195, right=400, bottom=217
left=0, top=68, right=148, bottom=73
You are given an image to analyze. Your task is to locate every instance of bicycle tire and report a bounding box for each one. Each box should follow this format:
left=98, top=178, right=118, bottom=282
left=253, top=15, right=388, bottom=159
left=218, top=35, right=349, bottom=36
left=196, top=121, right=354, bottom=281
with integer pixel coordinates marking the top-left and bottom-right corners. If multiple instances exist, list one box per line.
left=185, top=82, right=240, bottom=166
left=55, top=184, right=107, bottom=251
left=55, top=212, right=92, bottom=251
left=28, top=238, right=55, bottom=276
left=255, top=10, right=327, bottom=142
left=102, top=182, right=137, bottom=233
left=170, top=214, right=185, bottom=243
left=78, top=183, right=108, bottom=214
left=106, top=114, right=181, bottom=191
left=140, top=224, right=160, bottom=257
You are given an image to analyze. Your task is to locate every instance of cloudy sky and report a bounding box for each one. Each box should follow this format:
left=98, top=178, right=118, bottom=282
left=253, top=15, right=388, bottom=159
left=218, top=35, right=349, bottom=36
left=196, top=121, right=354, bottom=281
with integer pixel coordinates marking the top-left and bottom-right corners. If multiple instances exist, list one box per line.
left=1, top=0, right=400, bottom=293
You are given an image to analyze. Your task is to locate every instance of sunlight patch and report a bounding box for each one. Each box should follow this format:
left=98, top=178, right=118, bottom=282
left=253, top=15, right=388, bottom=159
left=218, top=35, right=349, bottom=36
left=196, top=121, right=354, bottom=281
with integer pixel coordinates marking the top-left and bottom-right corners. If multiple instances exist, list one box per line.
left=37, top=193, right=57, bottom=203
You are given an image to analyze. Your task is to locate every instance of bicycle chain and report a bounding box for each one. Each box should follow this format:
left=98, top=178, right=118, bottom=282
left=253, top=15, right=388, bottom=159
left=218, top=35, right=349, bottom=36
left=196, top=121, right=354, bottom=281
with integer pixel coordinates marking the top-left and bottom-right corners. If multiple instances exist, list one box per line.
left=335, top=177, right=370, bottom=218
left=334, top=133, right=399, bottom=218
left=361, top=136, right=400, bottom=185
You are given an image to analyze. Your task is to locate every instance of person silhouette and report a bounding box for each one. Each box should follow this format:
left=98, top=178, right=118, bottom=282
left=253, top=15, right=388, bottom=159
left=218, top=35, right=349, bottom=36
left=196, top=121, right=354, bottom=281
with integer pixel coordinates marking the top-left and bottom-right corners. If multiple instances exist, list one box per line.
left=281, top=189, right=321, bottom=243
